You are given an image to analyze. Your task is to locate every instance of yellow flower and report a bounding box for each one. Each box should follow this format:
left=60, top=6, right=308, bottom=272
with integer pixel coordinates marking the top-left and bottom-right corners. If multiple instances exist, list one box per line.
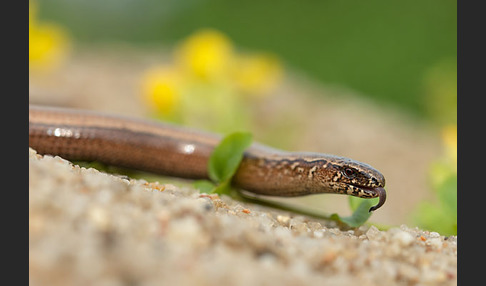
left=175, top=29, right=234, bottom=81
left=140, top=28, right=285, bottom=132
left=141, top=67, right=182, bottom=117
left=232, top=53, right=282, bottom=96
left=442, top=124, right=457, bottom=167
left=29, top=1, right=70, bottom=72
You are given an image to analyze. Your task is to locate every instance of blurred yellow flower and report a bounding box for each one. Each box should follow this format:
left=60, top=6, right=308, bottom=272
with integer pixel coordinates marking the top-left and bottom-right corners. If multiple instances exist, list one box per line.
left=442, top=124, right=457, bottom=167
left=141, top=28, right=284, bottom=132
left=29, top=1, right=70, bottom=72
left=233, top=54, right=283, bottom=96
left=141, top=67, right=182, bottom=117
left=175, top=29, right=234, bottom=81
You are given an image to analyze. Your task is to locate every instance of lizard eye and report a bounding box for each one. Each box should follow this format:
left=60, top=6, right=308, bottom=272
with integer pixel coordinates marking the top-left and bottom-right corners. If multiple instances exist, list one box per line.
left=342, top=168, right=356, bottom=178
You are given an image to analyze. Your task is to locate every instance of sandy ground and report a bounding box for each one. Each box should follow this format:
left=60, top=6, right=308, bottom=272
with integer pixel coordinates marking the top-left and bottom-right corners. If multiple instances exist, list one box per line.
left=29, top=148, right=456, bottom=285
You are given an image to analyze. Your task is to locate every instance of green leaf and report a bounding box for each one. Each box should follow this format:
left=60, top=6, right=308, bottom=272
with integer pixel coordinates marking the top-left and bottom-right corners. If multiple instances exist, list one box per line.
left=348, top=196, right=362, bottom=212
left=210, top=180, right=234, bottom=196
left=208, top=132, right=253, bottom=183
left=193, top=180, right=216, bottom=193
left=332, top=198, right=378, bottom=228
left=347, top=196, right=379, bottom=212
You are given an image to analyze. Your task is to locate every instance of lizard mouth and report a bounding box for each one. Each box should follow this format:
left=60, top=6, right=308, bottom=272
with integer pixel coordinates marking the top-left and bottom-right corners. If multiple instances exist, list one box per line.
left=347, top=184, right=387, bottom=212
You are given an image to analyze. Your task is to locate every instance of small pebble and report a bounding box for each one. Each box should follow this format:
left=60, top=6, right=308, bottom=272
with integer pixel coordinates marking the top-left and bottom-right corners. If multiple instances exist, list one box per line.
left=393, top=230, right=414, bottom=247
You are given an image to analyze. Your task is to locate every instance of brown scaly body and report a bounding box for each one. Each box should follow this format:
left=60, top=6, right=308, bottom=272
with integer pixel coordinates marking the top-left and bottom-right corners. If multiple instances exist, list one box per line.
left=29, top=105, right=386, bottom=211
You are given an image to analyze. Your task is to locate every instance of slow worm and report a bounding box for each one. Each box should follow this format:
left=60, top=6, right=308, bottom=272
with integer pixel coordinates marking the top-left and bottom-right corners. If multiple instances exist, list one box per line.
left=29, top=105, right=387, bottom=211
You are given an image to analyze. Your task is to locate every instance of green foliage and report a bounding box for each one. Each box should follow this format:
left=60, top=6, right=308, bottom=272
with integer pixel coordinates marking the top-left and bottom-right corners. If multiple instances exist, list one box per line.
left=208, top=132, right=253, bottom=183
left=331, top=196, right=379, bottom=228
left=192, top=131, right=252, bottom=196
left=192, top=180, right=216, bottom=193
left=412, top=161, right=457, bottom=236
left=423, top=59, right=457, bottom=125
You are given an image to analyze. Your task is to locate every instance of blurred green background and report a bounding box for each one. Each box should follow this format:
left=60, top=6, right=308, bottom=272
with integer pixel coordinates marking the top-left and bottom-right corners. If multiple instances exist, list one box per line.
left=36, top=0, right=456, bottom=123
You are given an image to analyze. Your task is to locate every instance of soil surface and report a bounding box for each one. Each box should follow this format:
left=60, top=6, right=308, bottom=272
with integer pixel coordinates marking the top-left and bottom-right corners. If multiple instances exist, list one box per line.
left=29, top=149, right=457, bottom=285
